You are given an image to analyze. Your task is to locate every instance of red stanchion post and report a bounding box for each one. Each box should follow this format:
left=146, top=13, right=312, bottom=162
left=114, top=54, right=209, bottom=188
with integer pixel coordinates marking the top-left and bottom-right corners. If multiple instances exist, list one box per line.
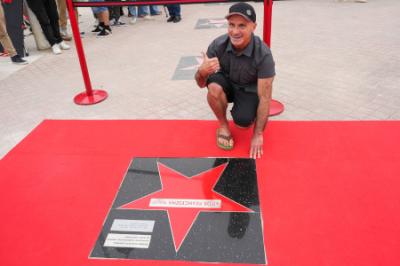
left=66, top=0, right=108, bottom=105
left=263, top=0, right=272, bottom=47
left=263, top=0, right=284, bottom=116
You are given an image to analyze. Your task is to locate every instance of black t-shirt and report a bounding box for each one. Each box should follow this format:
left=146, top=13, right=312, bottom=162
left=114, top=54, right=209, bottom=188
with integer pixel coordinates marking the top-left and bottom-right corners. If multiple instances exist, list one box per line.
left=206, top=33, right=275, bottom=89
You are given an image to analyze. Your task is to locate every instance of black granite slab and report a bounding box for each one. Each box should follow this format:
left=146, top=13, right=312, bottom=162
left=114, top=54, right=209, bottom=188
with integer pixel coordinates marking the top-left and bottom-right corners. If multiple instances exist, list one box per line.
left=90, top=158, right=266, bottom=264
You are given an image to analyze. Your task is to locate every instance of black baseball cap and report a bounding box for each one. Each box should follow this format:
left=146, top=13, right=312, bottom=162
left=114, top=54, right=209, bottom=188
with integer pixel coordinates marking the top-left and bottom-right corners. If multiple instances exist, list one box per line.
left=225, top=2, right=256, bottom=23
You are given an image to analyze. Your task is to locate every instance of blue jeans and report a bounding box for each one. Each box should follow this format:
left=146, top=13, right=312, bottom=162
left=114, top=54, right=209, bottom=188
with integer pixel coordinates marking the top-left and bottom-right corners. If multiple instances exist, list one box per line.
left=150, top=5, right=160, bottom=15
left=128, top=6, right=145, bottom=17
left=129, top=5, right=159, bottom=17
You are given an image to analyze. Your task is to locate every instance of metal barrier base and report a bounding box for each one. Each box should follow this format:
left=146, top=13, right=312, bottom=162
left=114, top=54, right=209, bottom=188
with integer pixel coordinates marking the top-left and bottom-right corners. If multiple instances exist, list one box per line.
left=74, top=90, right=108, bottom=105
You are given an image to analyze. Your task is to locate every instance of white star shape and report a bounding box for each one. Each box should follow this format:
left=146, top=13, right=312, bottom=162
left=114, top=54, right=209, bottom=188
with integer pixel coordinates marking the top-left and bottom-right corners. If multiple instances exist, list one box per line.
left=180, top=56, right=204, bottom=71
left=199, top=19, right=227, bottom=28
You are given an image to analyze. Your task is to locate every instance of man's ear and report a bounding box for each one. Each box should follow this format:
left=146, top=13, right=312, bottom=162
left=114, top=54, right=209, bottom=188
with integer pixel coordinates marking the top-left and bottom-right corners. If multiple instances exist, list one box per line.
left=253, top=22, right=257, bottom=31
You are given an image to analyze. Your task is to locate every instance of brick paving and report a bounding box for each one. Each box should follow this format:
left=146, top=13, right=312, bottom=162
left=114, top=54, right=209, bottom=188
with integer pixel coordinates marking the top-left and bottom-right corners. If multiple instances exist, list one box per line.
left=0, top=0, right=399, bottom=158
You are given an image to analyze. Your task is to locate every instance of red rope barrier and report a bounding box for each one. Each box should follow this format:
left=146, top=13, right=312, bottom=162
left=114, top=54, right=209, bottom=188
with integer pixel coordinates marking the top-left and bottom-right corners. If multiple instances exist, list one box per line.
left=73, top=0, right=229, bottom=7
left=67, top=0, right=282, bottom=114
left=263, top=0, right=272, bottom=47
left=263, top=0, right=285, bottom=116
left=67, top=0, right=108, bottom=105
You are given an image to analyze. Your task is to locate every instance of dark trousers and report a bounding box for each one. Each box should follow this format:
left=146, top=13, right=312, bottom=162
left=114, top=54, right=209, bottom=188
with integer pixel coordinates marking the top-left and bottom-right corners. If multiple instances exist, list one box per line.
left=167, top=4, right=181, bottom=17
left=105, top=0, right=120, bottom=21
left=26, top=0, right=62, bottom=46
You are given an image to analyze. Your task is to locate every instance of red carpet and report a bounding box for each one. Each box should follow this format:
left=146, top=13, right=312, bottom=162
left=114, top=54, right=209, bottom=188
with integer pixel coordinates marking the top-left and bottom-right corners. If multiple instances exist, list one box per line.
left=0, top=120, right=399, bottom=266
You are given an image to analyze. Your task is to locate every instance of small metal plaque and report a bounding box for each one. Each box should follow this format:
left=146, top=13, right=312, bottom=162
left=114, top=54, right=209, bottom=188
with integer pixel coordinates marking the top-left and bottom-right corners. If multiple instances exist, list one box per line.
left=111, top=219, right=155, bottom=233
left=104, top=233, right=151, bottom=249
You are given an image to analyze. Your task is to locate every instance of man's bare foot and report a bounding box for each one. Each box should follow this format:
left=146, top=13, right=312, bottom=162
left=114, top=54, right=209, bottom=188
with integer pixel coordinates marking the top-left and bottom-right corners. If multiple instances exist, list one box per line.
left=216, top=127, right=234, bottom=150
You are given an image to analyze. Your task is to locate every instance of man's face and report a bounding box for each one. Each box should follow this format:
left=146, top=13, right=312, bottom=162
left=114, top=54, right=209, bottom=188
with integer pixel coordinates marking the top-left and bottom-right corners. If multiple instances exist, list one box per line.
left=227, top=15, right=256, bottom=51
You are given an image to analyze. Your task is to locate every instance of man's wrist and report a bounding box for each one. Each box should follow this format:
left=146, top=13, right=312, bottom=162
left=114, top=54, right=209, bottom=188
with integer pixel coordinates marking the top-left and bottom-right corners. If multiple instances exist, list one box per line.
left=254, top=130, right=264, bottom=136
left=253, top=122, right=266, bottom=136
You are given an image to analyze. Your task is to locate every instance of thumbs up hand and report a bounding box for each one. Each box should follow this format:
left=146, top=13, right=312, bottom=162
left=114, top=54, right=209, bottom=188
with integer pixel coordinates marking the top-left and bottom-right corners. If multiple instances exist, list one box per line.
left=198, top=52, right=220, bottom=78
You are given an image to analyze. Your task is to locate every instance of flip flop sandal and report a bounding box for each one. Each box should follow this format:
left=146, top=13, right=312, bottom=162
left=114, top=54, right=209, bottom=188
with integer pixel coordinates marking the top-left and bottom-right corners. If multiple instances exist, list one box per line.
left=216, top=129, right=234, bottom=150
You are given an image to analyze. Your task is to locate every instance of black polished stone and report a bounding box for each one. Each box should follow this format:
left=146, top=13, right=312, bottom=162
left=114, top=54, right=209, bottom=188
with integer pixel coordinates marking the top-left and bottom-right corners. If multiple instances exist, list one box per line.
left=90, top=158, right=265, bottom=264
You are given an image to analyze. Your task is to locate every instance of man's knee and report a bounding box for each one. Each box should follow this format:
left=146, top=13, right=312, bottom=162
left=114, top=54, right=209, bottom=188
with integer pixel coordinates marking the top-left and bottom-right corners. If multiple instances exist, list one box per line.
left=232, top=112, right=255, bottom=128
left=207, top=83, right=225, bottom=100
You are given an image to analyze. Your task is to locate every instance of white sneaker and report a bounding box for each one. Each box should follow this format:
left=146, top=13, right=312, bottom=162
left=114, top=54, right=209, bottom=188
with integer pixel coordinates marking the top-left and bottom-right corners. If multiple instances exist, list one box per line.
left=52, top=44, right=62, bottom=55
left=59, top=41, right=70, bottom=50
left=130, top=17, right=137, bottom=24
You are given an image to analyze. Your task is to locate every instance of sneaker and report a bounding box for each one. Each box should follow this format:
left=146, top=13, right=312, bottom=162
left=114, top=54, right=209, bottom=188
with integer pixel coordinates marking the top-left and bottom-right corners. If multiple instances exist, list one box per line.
left=51, top=44, right=62, bottom=55
left=130, top=17, right=137, bottom=24
left=111, top=20, right=126, bottom=26
left=60, top=28, right=72, bottom=41
left=167, top=16, right=175, bottom=22
left=355, top=0, right=367, bottom=2
left=104, top=25, right=112, bottom=34
left=97, top=29, right=109, bottom=37
left=11, top=55, right=28, bottom=65
left=59, top=41, right=70, bottom=50
left=173, top=16, right=181, bottom=23
left=92, top=25, right=102, bottom=33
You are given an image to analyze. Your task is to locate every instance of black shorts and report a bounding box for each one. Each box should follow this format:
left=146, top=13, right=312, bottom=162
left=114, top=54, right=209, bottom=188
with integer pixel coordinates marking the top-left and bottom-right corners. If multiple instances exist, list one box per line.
left=207, top=72, right=259, bottom=127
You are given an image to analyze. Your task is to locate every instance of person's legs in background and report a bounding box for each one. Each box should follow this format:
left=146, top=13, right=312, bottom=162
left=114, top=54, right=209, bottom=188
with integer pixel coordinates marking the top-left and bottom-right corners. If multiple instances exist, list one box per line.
left=56, top=0, right=71, bottom=41
left=105, top=0, right=125, bottom=26
left=44, top=0, right=70, bottom=52
left=150, top=5, right=161, bottom=16
left=26, top=0, right=69, bottom=54
left=138, top=5, right=151, bottom=19
left=91, top=1, right=111, bottom=37
left=0, top=4, right=27, bottom=64
left=128, top=5, right=137, bottom=24
left=166, top=4, right=181, bottom=23
left=44, top=0, right=63, bottom=44
left=26, top=0, right=58, bottom=46
left=97, top=10, right=111, bottom=36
